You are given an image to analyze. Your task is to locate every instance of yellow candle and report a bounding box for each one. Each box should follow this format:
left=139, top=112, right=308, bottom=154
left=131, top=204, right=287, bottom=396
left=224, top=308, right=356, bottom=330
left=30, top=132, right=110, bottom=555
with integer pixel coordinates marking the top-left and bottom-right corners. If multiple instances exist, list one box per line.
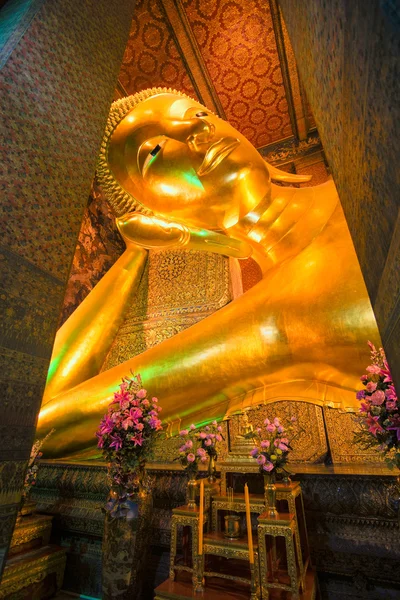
left=198, top=479, right=204, bottom=555
left=244, top=483, right=254, bottom=564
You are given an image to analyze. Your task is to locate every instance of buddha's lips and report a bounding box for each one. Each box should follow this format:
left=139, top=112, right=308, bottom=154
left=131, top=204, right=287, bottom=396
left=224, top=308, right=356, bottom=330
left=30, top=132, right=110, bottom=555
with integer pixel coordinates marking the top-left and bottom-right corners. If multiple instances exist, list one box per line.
left=197, top=137, right=240, bottom=177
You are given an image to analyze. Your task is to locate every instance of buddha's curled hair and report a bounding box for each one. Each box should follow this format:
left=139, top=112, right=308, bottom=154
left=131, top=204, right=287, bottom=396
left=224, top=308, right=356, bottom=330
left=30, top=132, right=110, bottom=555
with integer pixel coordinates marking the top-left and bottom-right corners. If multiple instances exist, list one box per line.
left=97, top=87, right=192, bottom=217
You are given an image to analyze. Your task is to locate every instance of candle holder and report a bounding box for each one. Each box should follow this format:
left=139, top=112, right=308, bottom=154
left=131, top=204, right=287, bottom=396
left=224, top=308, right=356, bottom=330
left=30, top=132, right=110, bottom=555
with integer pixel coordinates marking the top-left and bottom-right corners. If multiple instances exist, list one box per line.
left=224, top=514, right=241, bottom=539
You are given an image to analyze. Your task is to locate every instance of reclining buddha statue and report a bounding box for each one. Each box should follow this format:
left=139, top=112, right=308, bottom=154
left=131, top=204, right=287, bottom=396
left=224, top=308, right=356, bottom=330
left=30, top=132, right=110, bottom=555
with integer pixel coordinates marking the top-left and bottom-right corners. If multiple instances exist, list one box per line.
left=37, top=88, right=380, bottom=458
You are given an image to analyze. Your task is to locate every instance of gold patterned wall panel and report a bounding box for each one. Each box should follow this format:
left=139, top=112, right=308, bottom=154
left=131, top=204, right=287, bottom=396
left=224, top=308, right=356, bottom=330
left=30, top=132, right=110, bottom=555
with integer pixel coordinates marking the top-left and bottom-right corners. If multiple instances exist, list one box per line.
left=228, top=401, right=328, bottom=463
left=102, top=249, right=232, bottom=370
left=324, top=407, right=383, bottom=464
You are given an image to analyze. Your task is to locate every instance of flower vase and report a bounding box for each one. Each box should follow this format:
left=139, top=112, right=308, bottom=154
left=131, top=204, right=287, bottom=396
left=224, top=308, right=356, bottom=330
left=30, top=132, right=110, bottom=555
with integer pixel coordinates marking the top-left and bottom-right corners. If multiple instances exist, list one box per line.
left=264, top=473, right=277, bottom=517
left=102, top=489, right=153, bottom=600
left=187, top=473, right=197, bottom=509
left=207, top=454, right=217, bottom=483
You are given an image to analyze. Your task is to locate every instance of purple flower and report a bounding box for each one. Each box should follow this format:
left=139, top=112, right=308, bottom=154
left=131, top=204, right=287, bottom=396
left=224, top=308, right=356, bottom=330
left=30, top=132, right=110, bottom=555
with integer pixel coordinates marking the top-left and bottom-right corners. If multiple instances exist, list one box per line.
left=356, top=390, right=366, bottom=400
left=250, top=447, right=259, bottom=457
left=179, top=445, right=186, bottom=453
left=149, top=416, right=162, bottom=430
left=96, top=433, right=104, bottom=448
left=277, top=426, right=284, bottom=433
left=263, top=462, right=274, bottom=472
left=99, top=416, right=114, bottom=435
left=109, top=434, right=123, bottom=451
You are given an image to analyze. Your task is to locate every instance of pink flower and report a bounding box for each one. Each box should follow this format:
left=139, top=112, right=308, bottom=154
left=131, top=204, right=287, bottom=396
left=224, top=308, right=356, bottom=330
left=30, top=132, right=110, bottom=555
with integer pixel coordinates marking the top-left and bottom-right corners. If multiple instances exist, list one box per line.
left=149, top=417, right=162, bottom=430
left=263, top=462, right=274, bottom=472
left=360, top=375, right=369, bottom=383
left=216, top=434, right=222, bottom=442
left=366, top=415, right=383, bottom=436
left=264, top=418, right=270, bottom=426
left=386, top=400, right=397, bottom=411
left=261, top=440, right=270, bottom=448
left=156, top=405, right=162, bottom=412
left=366, top=382, right=377, bottom=393
left=256, top=427, right=262, bottom=434
left=135, top=422, right=144, bottom=431
left=205, top=426, right=210, bottom=431
left=179, top=429, right=188, bottom=437
left=187, top=453, right=195, bottom=462
left=96, top=433, right=104, bottom=448
left=277, top=426, right=284, bottom=433
left=273, top=418, right=280, bottom=426
left=366, top=365, right=381, bottom=375
left=217, top=426, right=223, bottom=432
left=290, top=416, right=297, bottom=422
left=131, top=433, right=143, bottom=446
left=129, top=408, right=143, bottom=420
left=186, top=440, right=193, bottom=448
left=280, top=438, right=289, bottom=444
left=360, top=402, right=370, bottom=412
left=190, top=424, right=196, bottom=430
left=99, top=416, right=114, bottom=435
left=179, top=445, right=186, bottom=453
left=257, top=454, right=266, bottom=465
left=199, top=432, right=207, bottom=439
left=370, top=390, right=385, bottom=405
left=149, top=410, right=158, bottom=417
left=152, top=397, right=158, bottom=403
left=250, top=447, right=259, bottom=457
left=201, top=456, right=208, bottom=463
left=141, top=399, right=150, bottom=407
left=205, top=439, right=212, bottom=446
left=197, top=447, right=206, bottom=456
left=273, top=438, right=280, bottom=447
left=278, top=442, right=289, bottom=451
left=136, top=389, right=147, bottom=399
left=212, top=420, right=218, bottom=426
left=266, top=423, right=276, bottom=433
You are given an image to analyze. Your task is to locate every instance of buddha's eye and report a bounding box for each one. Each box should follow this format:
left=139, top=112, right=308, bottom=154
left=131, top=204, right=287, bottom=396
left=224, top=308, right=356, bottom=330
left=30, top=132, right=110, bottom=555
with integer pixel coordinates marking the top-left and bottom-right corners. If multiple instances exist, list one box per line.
left=142, top=139, right=166, bottom=175
left=196, top=111, right=208, bottom=117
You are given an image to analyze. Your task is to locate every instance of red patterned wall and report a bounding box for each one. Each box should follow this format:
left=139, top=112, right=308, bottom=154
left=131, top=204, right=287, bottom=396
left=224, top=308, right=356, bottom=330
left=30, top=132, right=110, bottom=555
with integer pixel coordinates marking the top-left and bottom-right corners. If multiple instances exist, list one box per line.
left=181, top=0, right=293, bottom=147
left=119, top=0, right=197, bottom=97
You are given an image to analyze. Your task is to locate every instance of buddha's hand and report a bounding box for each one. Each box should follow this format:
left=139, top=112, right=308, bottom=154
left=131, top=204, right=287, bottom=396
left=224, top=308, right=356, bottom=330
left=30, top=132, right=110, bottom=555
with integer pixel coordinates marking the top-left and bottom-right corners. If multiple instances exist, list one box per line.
left=117, top=213, right=189, bottom=249
left=117, top=212, right=252, bottom=259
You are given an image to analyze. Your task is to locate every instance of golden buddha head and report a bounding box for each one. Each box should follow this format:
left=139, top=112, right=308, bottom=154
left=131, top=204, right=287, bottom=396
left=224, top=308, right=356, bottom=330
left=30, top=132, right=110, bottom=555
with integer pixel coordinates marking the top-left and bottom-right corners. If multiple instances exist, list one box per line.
left=97, top=88, right=271, bottom=230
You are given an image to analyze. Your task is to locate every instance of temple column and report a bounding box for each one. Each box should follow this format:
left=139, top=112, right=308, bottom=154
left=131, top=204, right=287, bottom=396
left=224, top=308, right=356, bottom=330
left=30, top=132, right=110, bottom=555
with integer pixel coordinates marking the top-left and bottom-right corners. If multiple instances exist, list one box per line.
left=278, top=0, right=400, bottom=389
left=0, top=0, right=136, bottom=579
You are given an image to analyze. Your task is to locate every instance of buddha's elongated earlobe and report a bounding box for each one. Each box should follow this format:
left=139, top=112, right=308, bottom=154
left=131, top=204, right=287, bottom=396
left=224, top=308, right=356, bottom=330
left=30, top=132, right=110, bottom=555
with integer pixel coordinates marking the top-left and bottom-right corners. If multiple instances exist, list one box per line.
left=265, top=161, right=312, bottom=183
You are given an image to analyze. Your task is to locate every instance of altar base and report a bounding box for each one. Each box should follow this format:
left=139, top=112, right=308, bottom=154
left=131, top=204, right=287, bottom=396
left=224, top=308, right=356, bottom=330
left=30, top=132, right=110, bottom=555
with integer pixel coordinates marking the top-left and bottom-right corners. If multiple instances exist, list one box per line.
left=154, top=568, right=318, bottom=599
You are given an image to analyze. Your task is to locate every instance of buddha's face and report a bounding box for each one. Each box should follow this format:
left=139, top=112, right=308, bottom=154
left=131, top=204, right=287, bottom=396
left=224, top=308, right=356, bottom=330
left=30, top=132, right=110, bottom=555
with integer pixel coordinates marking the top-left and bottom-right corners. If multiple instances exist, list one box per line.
left=107, top=93, right=271, bottom=230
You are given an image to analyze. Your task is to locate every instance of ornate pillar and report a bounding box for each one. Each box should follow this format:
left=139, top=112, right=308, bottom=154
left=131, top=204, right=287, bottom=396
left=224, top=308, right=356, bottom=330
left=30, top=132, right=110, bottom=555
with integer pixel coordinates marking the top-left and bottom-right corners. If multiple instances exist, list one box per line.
left=0, top=0, right=136, bottom=579
left=278, top=0, right=400, bottom=390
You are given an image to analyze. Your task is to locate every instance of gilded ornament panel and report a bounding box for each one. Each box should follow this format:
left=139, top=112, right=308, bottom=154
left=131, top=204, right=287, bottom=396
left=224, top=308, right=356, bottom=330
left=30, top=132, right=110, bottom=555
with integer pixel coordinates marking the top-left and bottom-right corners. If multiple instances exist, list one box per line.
left=229, top=402, right=328, bottom=463
left=323, top=407, right=383, bottom=464
left=102, top=249, right=232, bottom=370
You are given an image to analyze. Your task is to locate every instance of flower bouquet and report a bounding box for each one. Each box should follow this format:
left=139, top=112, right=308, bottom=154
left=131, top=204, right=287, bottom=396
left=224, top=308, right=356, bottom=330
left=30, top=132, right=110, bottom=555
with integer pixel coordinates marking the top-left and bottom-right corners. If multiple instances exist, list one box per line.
left=177, top=425, right=206, bottom=508
left=197, top=420, right=224, bottom=482
left=354, top=342, right=399, bottom=469
left=96, top=373, right=163, bottom=517
left=20, top=429, right=54, bottom=515
left=97, top=374, right=163, bottom=600
left=249, top=416, right=296, bottom=515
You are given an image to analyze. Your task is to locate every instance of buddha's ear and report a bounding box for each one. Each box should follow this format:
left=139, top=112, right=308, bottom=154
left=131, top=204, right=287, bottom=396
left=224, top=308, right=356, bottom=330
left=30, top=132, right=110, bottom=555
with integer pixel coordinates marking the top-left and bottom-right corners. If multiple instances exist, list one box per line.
left=265, top=161, right=312, bottom=184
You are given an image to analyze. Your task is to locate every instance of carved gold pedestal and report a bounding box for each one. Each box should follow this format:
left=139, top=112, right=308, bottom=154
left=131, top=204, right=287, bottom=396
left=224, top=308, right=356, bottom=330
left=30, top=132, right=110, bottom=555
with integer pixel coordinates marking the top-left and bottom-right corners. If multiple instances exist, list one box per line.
left=199, top=532, right=260, bottom=599
left=257, top=512, right=304, bottom=599
left=169, top=504, right=208, bottom=586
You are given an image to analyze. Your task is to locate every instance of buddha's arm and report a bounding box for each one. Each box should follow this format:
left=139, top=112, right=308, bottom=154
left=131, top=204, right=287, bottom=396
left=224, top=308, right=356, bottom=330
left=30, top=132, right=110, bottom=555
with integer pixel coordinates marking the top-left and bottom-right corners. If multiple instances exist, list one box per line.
left=37, top=206, right=380, bottom=457
left=116, top=213, right=253, bottom=259
left=43, top=246, right=147, bottom=404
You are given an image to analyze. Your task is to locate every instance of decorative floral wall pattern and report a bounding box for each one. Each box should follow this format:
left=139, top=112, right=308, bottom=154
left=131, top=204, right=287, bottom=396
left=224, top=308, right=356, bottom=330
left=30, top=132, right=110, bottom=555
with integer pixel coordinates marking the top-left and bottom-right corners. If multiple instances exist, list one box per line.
left=59, top=180, right=125, bottom=326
